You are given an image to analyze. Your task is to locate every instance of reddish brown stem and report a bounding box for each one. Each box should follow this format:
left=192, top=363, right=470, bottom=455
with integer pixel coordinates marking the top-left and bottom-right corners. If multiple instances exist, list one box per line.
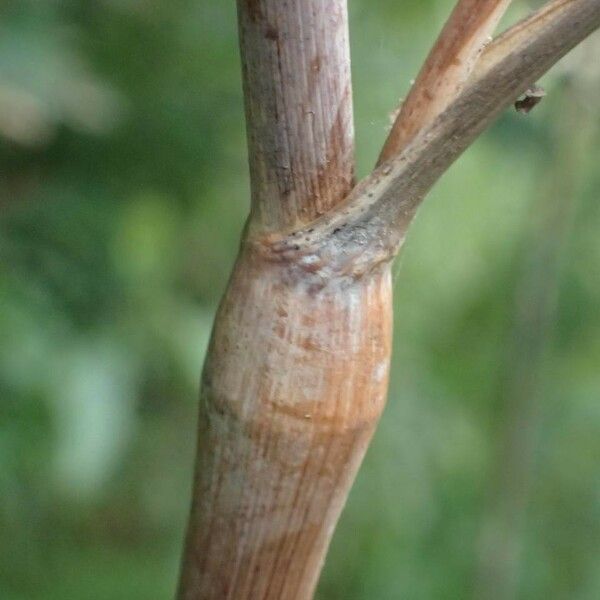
left=378, top=0, right=511, bottom=165
left=177, top=1, right=600, bottom=598
left=177, top=2, right=386, bottom=599
left=238, top=0, right=355, bottom=231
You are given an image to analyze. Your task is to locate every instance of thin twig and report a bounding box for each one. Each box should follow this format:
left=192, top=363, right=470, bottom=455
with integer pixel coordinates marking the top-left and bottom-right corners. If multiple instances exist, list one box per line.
left=377, top=0, right=512, bottom=165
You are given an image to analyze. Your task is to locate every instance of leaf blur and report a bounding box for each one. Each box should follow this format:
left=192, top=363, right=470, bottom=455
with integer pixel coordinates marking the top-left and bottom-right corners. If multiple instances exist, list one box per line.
left=1, top=1, right=599, bottom=599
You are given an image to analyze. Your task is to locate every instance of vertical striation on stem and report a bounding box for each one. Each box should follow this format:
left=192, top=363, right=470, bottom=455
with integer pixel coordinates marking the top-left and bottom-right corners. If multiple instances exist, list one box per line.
left=238, top=0, right=355, bottom=231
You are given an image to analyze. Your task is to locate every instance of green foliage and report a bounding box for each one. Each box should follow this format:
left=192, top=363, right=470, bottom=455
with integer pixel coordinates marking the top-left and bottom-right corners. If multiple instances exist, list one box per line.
left=1, top=1, right=599, bottom=598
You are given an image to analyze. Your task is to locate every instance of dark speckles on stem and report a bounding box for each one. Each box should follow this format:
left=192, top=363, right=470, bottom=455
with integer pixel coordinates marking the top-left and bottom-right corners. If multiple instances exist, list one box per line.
left=265, top=24, right=279, bottom=41
left=245, top=0, right=263, bottom=23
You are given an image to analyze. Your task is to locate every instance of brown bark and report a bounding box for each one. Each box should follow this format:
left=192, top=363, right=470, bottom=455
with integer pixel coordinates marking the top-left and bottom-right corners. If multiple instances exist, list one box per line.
left=237, top=0, right=355, bottom=231
left=178, top=1, right=385, bottom=598
left=177, top=0, right=600, bottom=598
left=178, top=249, right=392, bottom=599
left=378, top=0, right=511, bottom=164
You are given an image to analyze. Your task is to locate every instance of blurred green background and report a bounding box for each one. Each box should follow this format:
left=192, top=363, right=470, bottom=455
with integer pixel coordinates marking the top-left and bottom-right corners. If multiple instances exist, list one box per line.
left=1, top=1, right=599, bottom=599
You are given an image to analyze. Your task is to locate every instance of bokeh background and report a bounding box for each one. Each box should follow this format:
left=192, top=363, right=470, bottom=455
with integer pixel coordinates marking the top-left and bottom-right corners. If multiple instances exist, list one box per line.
left=1, top=1, right=599, bottom=599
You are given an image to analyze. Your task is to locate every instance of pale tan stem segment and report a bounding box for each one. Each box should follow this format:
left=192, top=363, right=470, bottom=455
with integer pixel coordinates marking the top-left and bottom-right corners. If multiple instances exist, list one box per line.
left=377, top=0, right=512, bottom=165
left=177, top=250, right=392, bottom=599
left=238, top=0, right=355, bottom=232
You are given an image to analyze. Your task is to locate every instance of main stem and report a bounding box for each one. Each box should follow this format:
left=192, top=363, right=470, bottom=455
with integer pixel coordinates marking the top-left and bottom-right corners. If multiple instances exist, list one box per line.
left=238, top=0, right=355, bottom=231
left=177, top=1, right=392, bottom=598
left=177, top=0, right=600, bottom=597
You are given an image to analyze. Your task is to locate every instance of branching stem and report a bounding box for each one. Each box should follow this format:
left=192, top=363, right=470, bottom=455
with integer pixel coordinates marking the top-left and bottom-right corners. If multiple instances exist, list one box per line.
left=378, top=0, right=512, bottom=164
left=250, top=0, right=600, bottom=284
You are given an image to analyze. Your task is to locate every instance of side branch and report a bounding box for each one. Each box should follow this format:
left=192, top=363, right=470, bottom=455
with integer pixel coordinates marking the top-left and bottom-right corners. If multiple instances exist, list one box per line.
left=254, top=0, right=599, bottom=283
left=378, top=0, right=512, bottom=165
